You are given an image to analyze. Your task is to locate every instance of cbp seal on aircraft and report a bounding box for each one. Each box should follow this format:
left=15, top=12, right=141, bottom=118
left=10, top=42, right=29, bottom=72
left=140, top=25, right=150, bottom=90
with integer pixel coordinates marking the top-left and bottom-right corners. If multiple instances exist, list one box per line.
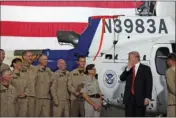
left=103, top=70, right=117, bottom=88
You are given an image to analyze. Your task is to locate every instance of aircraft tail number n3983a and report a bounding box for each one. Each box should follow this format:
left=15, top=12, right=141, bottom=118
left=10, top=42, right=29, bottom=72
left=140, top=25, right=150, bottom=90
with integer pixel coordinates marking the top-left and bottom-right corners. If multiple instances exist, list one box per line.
left=104, top=17, right=168, bottom=34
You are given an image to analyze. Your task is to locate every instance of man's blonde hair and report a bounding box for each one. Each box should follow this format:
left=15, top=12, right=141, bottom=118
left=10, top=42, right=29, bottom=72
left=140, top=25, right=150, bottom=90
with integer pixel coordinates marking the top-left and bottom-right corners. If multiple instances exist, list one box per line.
left=128, top=51, right=140, bottom=61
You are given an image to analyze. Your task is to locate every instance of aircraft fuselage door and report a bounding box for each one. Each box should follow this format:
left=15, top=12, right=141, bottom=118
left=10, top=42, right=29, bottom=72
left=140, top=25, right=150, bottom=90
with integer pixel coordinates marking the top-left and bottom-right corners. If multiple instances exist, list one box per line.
left=150, top=43, right=172, bottom=115
left=98, top=53, right=127, bottom=108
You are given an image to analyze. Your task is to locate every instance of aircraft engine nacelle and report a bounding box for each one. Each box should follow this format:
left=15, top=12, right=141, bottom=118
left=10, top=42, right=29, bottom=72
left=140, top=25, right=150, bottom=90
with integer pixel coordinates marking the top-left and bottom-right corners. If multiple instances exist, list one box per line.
left=57, top=30, right=80, bottom=47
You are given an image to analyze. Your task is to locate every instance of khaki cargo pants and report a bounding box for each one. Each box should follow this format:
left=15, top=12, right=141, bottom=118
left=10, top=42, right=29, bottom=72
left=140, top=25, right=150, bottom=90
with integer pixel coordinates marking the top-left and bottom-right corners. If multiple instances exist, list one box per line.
left=27, top=96, right=35, bottom=117
left=16, top=98, right=28, bottom=117
left=35, top=98, right=51, bottom=117
left=167, top=105, right=176, bottom=117
left=53, top=100, right=70, bottom=117
left=71, top=100, right=85, bottom=117
left=85, top=98, right=101, bottom=117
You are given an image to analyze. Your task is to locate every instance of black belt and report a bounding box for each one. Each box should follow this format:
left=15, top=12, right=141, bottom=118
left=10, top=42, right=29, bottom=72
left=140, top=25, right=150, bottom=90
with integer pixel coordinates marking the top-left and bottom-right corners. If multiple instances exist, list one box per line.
left=18, top=96, right=27, bottom=99
left=89, top=94, right=100, bottom=98
left=168, top=104, right=176, bottom=106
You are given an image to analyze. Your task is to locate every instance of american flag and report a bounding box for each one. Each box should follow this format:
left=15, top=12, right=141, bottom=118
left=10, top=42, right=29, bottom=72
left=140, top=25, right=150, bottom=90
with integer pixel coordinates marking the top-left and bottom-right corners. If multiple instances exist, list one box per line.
left=0, top=1, right=143, bottom=50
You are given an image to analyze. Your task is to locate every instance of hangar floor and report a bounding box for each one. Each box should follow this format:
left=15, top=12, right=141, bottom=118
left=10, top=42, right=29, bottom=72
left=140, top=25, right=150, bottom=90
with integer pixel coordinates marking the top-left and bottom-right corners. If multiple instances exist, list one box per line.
left=100, top=106, right=158, bottom=117
left=101, top=106, right=125, bottom=117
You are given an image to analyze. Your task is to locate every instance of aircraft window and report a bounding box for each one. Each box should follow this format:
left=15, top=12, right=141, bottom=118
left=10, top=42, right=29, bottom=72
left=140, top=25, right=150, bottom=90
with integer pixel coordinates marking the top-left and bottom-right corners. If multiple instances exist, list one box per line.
left=105, top=54, right=112, bottom=60
left=155, top=47, right=170, bottom=75
left=171, top=43, right=176, bottom=53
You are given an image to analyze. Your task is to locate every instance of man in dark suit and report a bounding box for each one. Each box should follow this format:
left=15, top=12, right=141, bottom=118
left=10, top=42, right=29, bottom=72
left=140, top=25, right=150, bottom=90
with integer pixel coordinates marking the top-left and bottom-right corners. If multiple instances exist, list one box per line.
left=120, top=51, right=153, bottom=117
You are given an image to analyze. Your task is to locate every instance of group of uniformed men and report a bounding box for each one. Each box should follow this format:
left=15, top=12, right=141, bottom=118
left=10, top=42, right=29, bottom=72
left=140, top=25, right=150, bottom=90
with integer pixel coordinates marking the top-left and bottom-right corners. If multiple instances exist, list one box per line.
left=0, top=49, right=102, bottom=117
left=1, top=48, right=175, bottom=117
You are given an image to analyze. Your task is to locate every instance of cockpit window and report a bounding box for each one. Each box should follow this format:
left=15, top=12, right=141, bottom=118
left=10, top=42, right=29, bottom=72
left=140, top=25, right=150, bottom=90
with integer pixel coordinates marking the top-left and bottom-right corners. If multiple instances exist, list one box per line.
left=155, top=47, right=170, bottom=75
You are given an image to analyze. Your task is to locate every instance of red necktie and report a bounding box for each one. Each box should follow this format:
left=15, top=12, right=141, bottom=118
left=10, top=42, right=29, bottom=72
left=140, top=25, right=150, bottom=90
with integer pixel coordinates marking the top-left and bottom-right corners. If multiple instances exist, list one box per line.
left=131, top=66, right=135, bottom=95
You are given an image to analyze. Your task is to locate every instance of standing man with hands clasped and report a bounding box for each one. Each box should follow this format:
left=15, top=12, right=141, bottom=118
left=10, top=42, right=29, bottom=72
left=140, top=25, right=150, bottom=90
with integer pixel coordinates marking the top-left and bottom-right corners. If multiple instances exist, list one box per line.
left=68, top=56, right=86, bottom=117
left=51, top=59, right=70, bottom=117
left=21, top=51, right=37, bottom=117
left=120, top=51, right=153, bottom=117
left=35, top=54, right=52, bottom=117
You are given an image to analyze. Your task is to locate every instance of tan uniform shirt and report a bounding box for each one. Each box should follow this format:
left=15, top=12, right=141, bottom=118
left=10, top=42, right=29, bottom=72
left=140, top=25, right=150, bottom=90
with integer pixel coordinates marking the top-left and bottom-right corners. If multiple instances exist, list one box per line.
left=68, top=68, right=86, bottom=100
left=51, top=70, right=70, bottom=105
left=166, top=66, right=176, bottom=105
left=81, top=75, right=101, bottom=95
left=35, top=65, right=52, bottom=99
left=21, top=63, right=37, bottom=97
left=0, top=83, right=17, bottom=117
left=81, top=76, right=102, bottom=117
left=11, top=72, right=28, bottom=98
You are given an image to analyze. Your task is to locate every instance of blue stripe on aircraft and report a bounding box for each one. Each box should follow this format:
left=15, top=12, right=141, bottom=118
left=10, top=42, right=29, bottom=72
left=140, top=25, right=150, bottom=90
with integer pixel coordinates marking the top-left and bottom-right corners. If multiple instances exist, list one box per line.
left=33, top=17, right=101, bottom=72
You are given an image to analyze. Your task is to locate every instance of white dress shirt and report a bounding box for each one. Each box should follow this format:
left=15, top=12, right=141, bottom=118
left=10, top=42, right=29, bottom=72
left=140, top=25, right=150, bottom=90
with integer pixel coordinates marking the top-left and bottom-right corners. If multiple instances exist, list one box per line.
left=126, top=62, right=140, bottom=75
